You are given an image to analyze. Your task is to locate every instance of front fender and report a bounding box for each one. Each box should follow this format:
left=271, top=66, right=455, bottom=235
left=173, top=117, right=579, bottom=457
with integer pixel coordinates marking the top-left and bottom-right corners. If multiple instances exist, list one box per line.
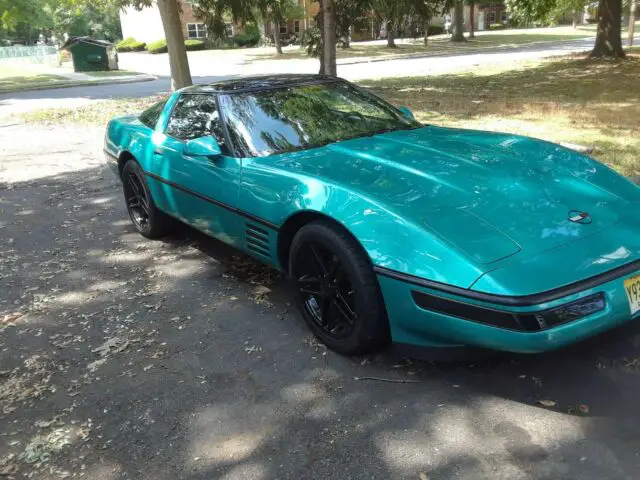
left=240, top=158, right=484, bottom=289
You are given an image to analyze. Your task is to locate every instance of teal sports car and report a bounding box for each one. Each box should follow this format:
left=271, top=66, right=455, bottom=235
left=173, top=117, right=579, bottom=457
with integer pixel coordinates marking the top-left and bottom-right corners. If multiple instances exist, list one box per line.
left=104, top=74, right=640, bottom=356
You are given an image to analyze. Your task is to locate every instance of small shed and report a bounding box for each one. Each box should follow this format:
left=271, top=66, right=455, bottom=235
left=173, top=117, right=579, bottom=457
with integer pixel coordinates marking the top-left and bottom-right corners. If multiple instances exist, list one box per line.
left=59, top=37, right=118, bottom=72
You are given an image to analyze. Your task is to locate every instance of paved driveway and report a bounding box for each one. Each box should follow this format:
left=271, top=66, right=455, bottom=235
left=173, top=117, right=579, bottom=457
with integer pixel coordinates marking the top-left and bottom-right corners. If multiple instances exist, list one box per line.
left=1, top=124, right=640, bottom=479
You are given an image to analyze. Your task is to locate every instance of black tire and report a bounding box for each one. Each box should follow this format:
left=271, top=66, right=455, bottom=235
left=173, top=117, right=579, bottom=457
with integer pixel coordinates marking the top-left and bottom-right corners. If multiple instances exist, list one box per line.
left=122, top=160, right=173, bottom=239
left=289, top=221, right=391, bottom=355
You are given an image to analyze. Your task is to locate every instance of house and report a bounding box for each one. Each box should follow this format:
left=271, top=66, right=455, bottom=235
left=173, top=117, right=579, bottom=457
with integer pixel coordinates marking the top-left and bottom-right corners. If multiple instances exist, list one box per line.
left=119, top=1, right=241, bottom=44
left=119, top=0, right=318, bottom=44
left=451, top=2, right=508, bottom=32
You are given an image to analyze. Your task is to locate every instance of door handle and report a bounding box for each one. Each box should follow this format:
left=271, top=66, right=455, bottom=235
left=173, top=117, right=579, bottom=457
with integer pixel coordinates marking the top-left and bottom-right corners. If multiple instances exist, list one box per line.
left=153, top=148, right=164, bottom=155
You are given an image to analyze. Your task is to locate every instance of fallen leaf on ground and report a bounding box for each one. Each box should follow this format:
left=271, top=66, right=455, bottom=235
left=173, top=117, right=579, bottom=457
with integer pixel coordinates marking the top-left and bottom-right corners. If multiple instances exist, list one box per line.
left=1, top=313, right=23, bottom=325
left=537, top=399, right=556, bottom=408
left=91, top=336, right=129, bottom=357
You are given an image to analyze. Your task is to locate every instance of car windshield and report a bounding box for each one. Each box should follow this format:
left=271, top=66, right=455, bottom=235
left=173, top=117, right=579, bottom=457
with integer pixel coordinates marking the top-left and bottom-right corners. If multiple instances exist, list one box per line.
left=219, top=81, right=421, bottom=157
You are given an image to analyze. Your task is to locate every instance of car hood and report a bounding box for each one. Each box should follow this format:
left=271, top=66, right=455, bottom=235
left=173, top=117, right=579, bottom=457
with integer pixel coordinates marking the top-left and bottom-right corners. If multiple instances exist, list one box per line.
left=274, top=126, right=640, bottom=265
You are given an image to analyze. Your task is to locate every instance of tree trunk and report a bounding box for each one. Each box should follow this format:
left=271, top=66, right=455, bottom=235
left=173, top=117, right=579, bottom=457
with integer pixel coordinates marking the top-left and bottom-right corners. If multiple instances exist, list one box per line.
left=157, top=0, right=192, bottom=90
left=572, top=9, right=580, bottom=28
left=629, top=0, right=637, bottom=47
left=424, top=20, right=429, bottom=45
left=469, top=2, right=475, bottom=38
left=272, top=21, right=283, bottom=54
left=323, top=0, right=337, bottom=76
left=318, top=0, right=326, bottom=74
left=590, top=0, right=625, bottom=57
left=451, top=1, right=466, bottom=42
left=387, top=21, right=397, bottom=47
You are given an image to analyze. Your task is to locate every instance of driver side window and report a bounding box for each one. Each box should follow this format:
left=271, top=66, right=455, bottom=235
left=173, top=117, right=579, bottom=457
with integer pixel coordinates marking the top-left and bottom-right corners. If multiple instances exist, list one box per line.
left=166, top=94, right=228, bottom=153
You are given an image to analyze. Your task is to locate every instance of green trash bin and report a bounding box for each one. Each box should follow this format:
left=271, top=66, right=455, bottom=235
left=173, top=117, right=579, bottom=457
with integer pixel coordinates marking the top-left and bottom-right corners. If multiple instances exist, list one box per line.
left=59, top=37, right=119, bottom=72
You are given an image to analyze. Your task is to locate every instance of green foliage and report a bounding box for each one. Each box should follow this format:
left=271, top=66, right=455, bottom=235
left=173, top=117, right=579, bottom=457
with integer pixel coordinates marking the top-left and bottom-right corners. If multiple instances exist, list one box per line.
left=204, top=37, right=237, bottom=49
left=427, top=24, right=445, bottom=35
left=146, top=39, right=168, bottom=54
left=116, top=37, right=146, bottom=52
left=184, top=39, right=205, bottom=50
left=504, top=0, right=558, bottom=25
left=300, top=25, right=322, bottom=57
left=489, top=23, right=506, bottom=29
left=0, top=0, right=122, bottom=43
left=232, top=31, right=260, bottom=46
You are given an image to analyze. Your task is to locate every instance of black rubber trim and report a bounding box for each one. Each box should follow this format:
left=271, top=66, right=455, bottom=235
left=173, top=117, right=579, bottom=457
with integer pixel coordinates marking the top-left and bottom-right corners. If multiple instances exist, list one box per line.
left=410, top=290, right=606, bottom=332
left=143, top=171, right=280, bottom=231
left=375, top=260, right=640, bottom=307
left=104, top=149, right=118, bottom=161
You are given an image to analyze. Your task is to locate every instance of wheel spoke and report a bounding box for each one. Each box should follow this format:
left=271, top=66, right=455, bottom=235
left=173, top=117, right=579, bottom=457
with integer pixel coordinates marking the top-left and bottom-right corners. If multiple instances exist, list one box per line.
left=332, top=291, right=355, bottom=323
left=298, top=274, right=322, bottom=296
left=308, top=244, right=328, bottom=277
left=321, top=295, right=336, bottom=331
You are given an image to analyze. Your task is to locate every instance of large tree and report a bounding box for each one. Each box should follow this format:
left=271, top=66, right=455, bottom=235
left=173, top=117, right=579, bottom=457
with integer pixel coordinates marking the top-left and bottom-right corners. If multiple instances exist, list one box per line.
left=335, top=0, right=371, bottom=48
left=591, top=0, right=625, bottom=56
left=451, top=0, right=466, bottom=41
left=505, top=0, right=625, bottom=57
left=323, top=0, right=337, bottom=74
left=255, top=0, right=304, bottom=54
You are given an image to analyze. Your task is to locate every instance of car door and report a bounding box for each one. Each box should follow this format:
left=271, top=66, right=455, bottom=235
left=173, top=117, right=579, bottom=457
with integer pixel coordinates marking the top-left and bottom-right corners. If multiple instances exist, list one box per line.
left=151, top=93, right=244, bottom=247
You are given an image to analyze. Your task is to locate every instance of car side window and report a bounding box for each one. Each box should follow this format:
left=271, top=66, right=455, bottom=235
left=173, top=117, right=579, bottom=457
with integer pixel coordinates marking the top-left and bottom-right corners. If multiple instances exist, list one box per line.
left=138, top=99, right=167, bottom=128
left=165, top=94, right=227, bottom=152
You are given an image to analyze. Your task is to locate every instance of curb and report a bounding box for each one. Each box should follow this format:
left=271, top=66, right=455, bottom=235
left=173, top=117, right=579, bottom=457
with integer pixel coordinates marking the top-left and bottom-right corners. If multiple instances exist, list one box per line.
left=0, top=74, right=158, bottom=95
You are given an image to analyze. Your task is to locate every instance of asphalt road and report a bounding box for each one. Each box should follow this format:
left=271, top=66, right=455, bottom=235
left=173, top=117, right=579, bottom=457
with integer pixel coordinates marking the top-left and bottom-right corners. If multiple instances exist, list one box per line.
left=1, top=122, right=640, bottom=479
left=2, top=35, right=636, bottom=119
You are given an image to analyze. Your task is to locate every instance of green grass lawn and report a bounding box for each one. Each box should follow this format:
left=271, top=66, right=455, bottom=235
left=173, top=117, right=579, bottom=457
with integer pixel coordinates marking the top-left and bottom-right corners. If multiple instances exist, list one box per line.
left=0, top=64, right=66, bottom=92
left=249, top=26, right=593, bottom=61
left=362, top=50, right=640, bottom=176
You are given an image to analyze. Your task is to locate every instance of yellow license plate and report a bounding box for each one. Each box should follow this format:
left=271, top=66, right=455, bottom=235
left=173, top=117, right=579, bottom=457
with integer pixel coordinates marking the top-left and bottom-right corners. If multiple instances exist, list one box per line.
left=624, top=275, right=640, bottom=315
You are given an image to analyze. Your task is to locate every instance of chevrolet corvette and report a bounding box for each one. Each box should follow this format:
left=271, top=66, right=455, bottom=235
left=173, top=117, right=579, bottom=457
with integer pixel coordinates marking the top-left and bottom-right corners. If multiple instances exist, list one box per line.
left=104, top=74, right=640, bottom=355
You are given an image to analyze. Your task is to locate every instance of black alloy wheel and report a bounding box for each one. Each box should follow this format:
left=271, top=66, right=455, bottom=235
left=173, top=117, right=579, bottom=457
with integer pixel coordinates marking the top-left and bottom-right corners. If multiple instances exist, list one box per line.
left=290, top=221, right=391, bottom=355
left=121, top=160, right=173, bottom=239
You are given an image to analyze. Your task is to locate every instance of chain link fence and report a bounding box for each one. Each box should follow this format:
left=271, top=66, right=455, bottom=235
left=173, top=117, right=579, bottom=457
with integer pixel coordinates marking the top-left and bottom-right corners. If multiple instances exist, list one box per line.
left=0, top=46, right=59, bottom=67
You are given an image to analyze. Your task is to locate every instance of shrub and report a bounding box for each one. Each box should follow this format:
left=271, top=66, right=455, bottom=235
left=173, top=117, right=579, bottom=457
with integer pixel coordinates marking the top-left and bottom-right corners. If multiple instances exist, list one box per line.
left=489, top=23, right=506, bottom=30
left=427, top=25, right=445, bottom=36
left=184, top=39, right=205, bottom=51
left=205, top=37, right=237, bottom=49
left=232, top=31, right=260, bottom=47
left=146, top=39, right=168, bottom=54
left=116, top=37, right=146, bottom=52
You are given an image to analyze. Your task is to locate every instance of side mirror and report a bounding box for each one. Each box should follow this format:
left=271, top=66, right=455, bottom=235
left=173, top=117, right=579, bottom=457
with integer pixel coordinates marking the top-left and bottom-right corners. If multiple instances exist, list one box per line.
left=184, top=136, right=222, bottom=157
left=397, top=106, right=415, bottom=121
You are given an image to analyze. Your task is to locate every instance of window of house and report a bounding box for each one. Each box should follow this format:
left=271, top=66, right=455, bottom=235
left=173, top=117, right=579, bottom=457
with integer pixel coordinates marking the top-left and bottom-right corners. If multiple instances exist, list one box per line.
left=501, top=11, right=508, bottom=22
left=294, top=20, right=300, bottom=33
left=225, top=23, right=234, bottom=37
left=280, top=24, right=287, bottom=34
left=165, top=95, right=227, bottom=154
left=487, top=11, right=496, bottom=23
left=187, top=23, right=207, bottom=39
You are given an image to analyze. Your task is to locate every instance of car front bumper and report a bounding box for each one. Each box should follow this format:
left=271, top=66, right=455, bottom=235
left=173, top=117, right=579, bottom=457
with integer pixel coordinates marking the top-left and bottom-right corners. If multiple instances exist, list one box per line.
left=377, top=266, right=640, bottom=353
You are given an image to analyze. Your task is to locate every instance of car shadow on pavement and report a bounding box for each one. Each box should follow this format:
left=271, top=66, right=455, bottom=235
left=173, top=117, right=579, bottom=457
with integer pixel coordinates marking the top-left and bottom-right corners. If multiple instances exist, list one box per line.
left=1, top=165, right=639, bottom=479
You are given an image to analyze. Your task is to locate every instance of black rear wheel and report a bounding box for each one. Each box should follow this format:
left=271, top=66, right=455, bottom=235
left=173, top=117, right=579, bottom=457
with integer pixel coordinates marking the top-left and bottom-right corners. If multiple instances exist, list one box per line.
left=290, top=221, right=390, bottom=355
left=122, top=160, right=173, bottom=239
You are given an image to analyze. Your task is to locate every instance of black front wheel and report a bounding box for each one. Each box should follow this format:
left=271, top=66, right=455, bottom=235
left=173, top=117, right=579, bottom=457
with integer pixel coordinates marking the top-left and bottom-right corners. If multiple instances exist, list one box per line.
left=289, top=221, right=391, bottom=355
left=122, top=160, right=173, bottom=239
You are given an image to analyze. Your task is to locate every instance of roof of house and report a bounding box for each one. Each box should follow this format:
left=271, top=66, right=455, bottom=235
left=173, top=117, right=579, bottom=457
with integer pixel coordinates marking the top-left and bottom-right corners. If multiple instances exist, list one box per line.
left=59, top=37, right=114, bottom=51
left=184, top=74, right=339, bottom=94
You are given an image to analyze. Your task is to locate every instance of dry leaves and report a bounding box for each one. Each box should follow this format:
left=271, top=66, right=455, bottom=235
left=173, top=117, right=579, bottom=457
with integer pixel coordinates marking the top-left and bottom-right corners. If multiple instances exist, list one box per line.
left=537, top=399, right=557, bottom=408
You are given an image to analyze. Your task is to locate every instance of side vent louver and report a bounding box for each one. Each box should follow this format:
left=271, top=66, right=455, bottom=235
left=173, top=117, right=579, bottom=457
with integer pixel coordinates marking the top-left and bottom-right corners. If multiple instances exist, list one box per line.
left=246, top=224, right=271, bottom=258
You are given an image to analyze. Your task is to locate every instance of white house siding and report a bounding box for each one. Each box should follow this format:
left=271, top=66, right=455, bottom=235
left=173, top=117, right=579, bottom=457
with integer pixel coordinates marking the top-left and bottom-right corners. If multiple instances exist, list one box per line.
left=119, top=5, right=166, bottom=44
